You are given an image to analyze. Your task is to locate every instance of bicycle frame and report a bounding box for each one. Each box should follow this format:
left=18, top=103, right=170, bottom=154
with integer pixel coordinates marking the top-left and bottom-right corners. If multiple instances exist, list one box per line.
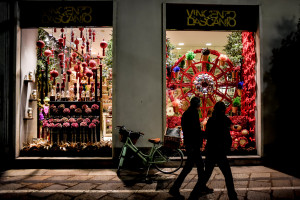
left=118, top=135, right=168, bottom=169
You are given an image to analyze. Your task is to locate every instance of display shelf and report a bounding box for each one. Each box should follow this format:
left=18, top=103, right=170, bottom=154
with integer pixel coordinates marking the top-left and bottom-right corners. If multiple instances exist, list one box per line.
left=24, top=117, right=34, bottom=120
left=24, top=79, right=34, bottom=83
left=29, top=99, right=37, bottom=101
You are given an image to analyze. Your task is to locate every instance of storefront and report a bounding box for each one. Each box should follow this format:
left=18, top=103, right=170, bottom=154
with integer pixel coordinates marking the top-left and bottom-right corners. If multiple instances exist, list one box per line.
left=16, top=1, right=114, bottom=158
left=1, top=0, right=300, bottom=167
left=165, top=4, right=260, bottom=155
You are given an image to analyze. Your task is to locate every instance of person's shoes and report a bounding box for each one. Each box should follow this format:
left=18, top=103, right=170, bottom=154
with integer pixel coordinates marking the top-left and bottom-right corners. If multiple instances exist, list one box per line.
left=188, top=186, right=214, bottom=200
left=202, top=186, right=214, bottom=194
left=169, top=187, right=184, bottom=199
left=228, top=191, right=238, bottom=200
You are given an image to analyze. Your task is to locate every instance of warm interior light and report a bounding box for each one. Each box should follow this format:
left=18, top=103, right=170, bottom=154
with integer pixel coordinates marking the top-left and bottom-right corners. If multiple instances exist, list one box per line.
left=206, top=43, right=212, bottom=46
left=178, top=43, right=184, bottom=46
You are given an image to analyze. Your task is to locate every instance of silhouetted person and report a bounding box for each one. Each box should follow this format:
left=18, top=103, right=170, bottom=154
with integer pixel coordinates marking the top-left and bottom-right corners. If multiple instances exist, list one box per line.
left=169, top=97, right=212, bottom=199
left=199, top=101, right=237, bottom=200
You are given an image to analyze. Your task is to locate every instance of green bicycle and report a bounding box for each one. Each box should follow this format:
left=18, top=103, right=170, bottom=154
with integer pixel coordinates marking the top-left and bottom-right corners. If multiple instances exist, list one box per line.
left=116, top=126, right=184, bottom=176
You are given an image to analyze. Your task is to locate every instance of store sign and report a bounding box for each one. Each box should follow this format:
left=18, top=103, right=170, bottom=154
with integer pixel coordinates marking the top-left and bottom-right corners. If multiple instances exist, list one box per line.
left=166, top=4, right=258, bottom=31
left=19, top=1, right=113, bottom=28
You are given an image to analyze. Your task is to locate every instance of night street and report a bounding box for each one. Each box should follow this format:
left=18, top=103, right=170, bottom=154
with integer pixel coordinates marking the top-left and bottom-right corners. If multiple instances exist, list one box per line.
left=1, top=166, right=300, bottom=199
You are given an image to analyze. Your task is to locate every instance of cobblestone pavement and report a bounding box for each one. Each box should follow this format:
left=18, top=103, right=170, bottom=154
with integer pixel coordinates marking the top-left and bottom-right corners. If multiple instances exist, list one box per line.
left=0, top=166, right=300, bottom=199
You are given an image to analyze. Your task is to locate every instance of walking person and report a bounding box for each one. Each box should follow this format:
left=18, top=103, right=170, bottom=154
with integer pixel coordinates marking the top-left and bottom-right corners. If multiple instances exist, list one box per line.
left=197, top=101, right=238, bottom=200
left=169, top=97, right=213, bottom=199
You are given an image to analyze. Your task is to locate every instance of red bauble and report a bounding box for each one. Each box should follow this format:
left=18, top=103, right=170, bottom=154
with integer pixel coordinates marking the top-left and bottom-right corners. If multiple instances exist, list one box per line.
left=72, top=52, right=77, bottom=63
left=58, top=53, right=64, bottom=61
left=67, top=69, right=72, bottom=82
left=100, top=39, right=108, bottom=56
left=85, top=69, right=93, bottom=85
left=89, top=60, right=97, bottom=68
left=44, top=49, right=52, bottom=64
left=82, top=62, right=87, bottom=74
left=79, top=27, right=84, bottom=38
left=36, top=40, right=45, bottom=48
left=36, top=40, right=45, bottom=57
left=50, top=69, right=59, bottom=85
left=58, top=38, right=64, bottom=49
left=74, top=38, right=79, bottom=51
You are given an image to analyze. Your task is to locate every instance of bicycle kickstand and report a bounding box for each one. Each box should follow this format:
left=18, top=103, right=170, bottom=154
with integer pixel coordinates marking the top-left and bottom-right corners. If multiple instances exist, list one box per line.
left=145, top=164, right=153, bottom=184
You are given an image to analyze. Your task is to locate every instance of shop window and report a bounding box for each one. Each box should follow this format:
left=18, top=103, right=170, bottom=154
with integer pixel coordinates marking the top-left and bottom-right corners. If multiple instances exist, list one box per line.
left=165, top=4, right=259, bottom=155
left=19, top=27, right=113, bottom=157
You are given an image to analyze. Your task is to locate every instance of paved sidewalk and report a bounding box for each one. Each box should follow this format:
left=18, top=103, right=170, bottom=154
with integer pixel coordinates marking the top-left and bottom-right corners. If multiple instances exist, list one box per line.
left=0, top=166, right=300, bottom=199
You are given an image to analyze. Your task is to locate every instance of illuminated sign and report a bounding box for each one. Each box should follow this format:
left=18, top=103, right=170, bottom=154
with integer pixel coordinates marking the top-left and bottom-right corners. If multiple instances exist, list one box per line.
left=19, top=1, right=113, bottom=28
left=167, top=4, right=258, bottom=31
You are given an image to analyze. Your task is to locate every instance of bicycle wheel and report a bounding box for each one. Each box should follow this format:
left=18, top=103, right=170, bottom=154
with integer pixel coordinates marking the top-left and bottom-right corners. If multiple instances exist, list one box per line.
left=153, top=146, right=183, bottom=174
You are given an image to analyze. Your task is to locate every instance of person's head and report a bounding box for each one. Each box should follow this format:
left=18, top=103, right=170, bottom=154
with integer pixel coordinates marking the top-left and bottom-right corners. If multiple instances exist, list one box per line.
left=212, top=101, right=226, bottom=117
left=190, top=96, right=200, bottom=110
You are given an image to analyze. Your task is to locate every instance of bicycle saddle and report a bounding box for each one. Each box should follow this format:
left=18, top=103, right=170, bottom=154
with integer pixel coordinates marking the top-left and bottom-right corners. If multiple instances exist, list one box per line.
left=148, top=138, right=161, bottom=144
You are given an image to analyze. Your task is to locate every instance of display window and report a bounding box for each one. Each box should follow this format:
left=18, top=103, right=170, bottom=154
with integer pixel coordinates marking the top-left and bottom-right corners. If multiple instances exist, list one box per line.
left=165, top=4, right=259, bottom=155
left=17, top=2, right=113, bottom=157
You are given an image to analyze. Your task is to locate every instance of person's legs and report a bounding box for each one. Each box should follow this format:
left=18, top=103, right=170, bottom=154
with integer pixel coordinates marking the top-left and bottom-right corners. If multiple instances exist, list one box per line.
left=217, top=156, right=237, bottom=200
left=189, top=155, right=215, bottom=199
left=169, top=147, right=195, bottom=195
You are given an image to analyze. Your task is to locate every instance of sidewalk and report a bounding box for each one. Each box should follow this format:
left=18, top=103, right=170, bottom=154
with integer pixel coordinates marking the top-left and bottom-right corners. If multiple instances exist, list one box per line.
left=0, top=166, right=300, bottom=199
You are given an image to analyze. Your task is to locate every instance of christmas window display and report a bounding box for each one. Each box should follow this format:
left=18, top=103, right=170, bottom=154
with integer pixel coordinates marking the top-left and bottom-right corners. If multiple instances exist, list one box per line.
left=21, top=27, right=113, bottom=157
left=166, top=32, right=257, bottom=155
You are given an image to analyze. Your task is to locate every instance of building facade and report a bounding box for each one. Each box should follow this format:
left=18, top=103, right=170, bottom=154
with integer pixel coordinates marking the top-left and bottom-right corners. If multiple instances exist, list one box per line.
left=0, top=0, right=299, bottom=169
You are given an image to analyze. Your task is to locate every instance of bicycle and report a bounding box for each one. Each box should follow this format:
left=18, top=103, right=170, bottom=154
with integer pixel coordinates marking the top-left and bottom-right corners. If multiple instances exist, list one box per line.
left=116, top=126, right=184, bottom=177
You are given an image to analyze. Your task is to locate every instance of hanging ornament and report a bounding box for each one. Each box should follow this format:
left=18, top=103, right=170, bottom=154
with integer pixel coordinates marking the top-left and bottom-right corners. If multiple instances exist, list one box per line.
left=74, top=65, right=79, bottom=79
left=36, top=40, right=45, bottom=57
left=86, top=69, right=93, bottom=85
left=60, top=28, right=64, bottom=38
left=79, top=27, right=84, bottom=38
left=54, top=28, right=56, bottom=33
left=88, top=28, right=92, bottom=40
left=86, top=54, right=90, bottom=64
left=71, top=29, right=74, bottom=42
left=81, top=45, right=85, bottom=55
left=50, top=69, right=59, bottom=85
left=58, top=53, right=64, bottom=68
left=86, top=41, right=90, bottom=53
left=89, top=60, right=97, bottom=80
left=44, top=49, right=52, bottom=64
left=92, top=30, right=96, bottom=42
left=74, top=38, right=79, bottom=51
left=97, top=53, right=101, bottom=64
left=63, top=34, right=66, bottom=47
left=100, top=39, right=108, bottom=56
left=67, top=69, right=72, bottom=82
left=82, top=62, right=87, bottom=74
left=58, top=38, right=64, bottom=49
left=72, top=52, right=77, bottom=63
left=44, top=49, right=52, bottom=96
left=89, top=60, right=97, bottom=68
left=68, top=57, right=72, bottom=68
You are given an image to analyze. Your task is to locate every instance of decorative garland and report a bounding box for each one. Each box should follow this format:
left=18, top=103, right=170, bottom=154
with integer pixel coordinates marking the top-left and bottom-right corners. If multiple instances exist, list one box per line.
left=241, top=32, right=256, bottom=136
